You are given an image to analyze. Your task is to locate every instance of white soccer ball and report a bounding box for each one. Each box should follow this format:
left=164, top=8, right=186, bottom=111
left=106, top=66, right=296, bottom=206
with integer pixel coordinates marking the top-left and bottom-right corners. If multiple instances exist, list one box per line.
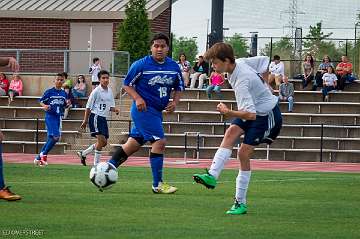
left=89, top=162, right=118, bottom=191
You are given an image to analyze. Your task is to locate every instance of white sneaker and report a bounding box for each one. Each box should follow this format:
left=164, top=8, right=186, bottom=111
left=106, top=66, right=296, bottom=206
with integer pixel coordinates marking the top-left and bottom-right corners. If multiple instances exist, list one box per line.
left=152, top=182, right=177, bottom=194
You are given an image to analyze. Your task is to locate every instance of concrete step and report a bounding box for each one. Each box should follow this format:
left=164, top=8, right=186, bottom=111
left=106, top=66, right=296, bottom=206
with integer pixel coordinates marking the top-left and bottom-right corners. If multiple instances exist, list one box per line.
left=2, top=141, right=67, bottom=154
left=289, top=79, right=360, bottom=91
left=0, top=129, right=79, bottom=143
left=0, top=96, right=88, bottom=107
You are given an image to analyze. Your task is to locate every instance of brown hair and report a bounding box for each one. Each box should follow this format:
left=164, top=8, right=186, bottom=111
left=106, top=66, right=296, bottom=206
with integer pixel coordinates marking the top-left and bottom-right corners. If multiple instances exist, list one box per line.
left=204, top=42, right=235, bottom=64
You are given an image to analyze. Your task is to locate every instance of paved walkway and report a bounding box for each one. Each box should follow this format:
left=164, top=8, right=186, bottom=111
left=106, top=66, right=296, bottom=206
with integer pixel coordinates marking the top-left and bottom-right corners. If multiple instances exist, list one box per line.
left=3, top=153, right=360, bottom=173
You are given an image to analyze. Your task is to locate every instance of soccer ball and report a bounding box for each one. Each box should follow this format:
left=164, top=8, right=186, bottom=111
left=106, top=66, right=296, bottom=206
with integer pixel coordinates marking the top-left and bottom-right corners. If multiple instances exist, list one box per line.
left=89, top=162, right=118, bottom=191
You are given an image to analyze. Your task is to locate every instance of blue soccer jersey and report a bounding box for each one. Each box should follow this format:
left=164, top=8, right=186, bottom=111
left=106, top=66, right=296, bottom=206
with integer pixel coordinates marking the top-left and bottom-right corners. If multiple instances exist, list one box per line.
left=39, top=87, right=68, bottom=117
left=124, top=55, right=184, bottom=112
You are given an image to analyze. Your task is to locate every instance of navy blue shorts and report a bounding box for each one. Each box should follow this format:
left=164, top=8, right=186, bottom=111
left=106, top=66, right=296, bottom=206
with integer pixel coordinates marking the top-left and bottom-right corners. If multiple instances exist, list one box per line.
left=129, top=104, right=164, bottom=145
left=89, top=113, right=109, bottom=139
left=231, top=105, right=282, bottom=146
left=45, top=114, right=61, bottom=137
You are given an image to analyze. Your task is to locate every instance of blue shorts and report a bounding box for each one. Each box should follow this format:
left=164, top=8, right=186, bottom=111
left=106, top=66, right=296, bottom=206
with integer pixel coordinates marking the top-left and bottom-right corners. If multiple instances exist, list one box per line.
left=45, top=114, right=62, bottom=137
left=129, top=104, right=164, bottom=145
left=231, top=105, right=282, bottom=146
left=89, top=113, right=109, bottom=139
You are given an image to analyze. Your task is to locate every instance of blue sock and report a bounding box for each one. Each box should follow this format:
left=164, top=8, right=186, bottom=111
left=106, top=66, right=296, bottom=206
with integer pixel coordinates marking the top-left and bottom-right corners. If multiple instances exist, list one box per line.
left=42, top=136, right=59, bottom=155
left=0, top=144, right=5, bottom=189
left=149, top=153, right=163, bottom=188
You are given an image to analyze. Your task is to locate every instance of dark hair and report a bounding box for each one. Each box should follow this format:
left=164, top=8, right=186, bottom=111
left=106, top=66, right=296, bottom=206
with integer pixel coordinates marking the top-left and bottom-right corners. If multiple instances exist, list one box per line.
left=61, top=72, right=68, bottom=79
left=150, top=33, right=169, bottom=46
left=0, top=72, right=6, bottom=79
left=327, top=65, right=335, bottom=73
left=77, top=75, right=85, bottom=84
left=93, top=57, right=100, bottom=64
left=204, top=42, right=235, bottom=64
left=98, top=70, right=110, bottom=79
left=304, top=53, right=314, bottom=67
left=56, top=73, right=64, bottom=77
left=178, top=53, right=186, bottom=61
left=273, top=55, right=280, bottom=60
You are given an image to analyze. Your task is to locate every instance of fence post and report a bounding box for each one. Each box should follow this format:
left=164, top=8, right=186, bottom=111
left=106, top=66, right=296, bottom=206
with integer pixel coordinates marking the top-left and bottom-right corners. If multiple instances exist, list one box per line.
left=270, top=37, right=273, bottom=60
left=184, top=133, right=187, bottom=161
left=16, top=50, right=20, bottom=64
left=63, top=51, right=69, bottom=73
left=36, top=118, right=39, bottom=154
left=320, top=123, right=323, bottom=162
left=111, top=51, right=115, bottom=75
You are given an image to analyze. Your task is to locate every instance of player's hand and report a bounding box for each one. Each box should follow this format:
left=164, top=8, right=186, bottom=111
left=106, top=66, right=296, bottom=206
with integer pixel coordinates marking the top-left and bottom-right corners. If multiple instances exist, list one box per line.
left=80, top=120, right=87, bottom=130
left=8, top=57, right=20, bottom=72
left=165, top=101, right=176, bottom=113
left=0, top=131, right=4, bottom=142
left=66, top=99, right=71, bottom=107
left=43, top=105, right=51, bottom=111
left=217, top=102, right=230, bottom=115
left=114, top=108, right=120, bottom=115
left=135, top=98, right=147, bottom=112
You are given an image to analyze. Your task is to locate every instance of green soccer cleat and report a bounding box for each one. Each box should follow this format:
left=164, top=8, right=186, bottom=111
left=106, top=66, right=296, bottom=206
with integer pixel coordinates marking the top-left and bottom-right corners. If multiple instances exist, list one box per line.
left=193, top=170, right=217, bottom=189
left=226, top=201, right=247, bottom=215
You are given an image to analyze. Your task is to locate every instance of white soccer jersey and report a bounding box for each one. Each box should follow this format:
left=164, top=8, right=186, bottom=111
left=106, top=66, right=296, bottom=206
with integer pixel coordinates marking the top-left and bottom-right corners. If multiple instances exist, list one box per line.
left=90, top=64, right=101, bottom=83
left=86, top=85, right=115, bottom=118
left=228, top=56, right=278, bottom=116
left=269, top=61, right=285, bottom=76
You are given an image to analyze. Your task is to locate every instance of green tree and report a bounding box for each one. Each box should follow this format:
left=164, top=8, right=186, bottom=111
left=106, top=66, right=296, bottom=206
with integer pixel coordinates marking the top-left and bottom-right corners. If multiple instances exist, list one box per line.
left=303, top=21, right=333, bottom=60
left=116, top=0, right=150, bottom=63
left=224, top=33, right=248, bottom=58
left=260, top=37, right=293, bottom=58
left=171, top=35, right=198, bottom=64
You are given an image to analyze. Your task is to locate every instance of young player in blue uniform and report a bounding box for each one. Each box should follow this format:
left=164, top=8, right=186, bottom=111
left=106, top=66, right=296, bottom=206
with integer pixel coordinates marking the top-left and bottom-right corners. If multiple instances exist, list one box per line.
left=34, top=73, right=70, bottom=166
left=108, top=33, right=184, bottom=194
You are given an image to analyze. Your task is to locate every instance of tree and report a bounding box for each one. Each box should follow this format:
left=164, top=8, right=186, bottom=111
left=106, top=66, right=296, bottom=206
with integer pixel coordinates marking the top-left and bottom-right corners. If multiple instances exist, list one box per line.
left=116, top=0, right=150, bottom=63
left=224, top=33, right=248, bottom=58
left=171, top=35, right=198, bottom=64
left=260, top=37, right=293, bottom=59
left=303, top=21, right=333, bottom=60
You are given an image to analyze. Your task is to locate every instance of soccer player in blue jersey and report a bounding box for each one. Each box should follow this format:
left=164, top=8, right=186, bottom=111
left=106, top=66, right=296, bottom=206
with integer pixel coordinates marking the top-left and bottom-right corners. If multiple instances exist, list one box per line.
left=108, top=33, right=184, bottom=194
left=34, top=73, right=70, bottom=166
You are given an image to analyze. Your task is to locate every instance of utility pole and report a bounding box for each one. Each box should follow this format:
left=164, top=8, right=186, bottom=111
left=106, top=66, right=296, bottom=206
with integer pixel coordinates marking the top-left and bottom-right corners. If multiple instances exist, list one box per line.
left=208, top=0, right=224, bottom=49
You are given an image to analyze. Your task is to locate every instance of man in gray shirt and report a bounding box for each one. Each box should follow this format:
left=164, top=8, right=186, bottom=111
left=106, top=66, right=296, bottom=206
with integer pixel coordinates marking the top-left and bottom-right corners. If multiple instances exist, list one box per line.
left=278, top=75, right=294, bottom=112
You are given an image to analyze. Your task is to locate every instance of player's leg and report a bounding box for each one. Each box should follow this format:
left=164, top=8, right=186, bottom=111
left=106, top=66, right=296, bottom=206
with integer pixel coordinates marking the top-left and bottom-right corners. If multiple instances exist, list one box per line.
left=78, top=113, right=98, bottom=166
left=0, top=143, right=21, bottom=201
left=94, top=135, right=107, bottom=165
left=193, top=123, right=244, bottom=189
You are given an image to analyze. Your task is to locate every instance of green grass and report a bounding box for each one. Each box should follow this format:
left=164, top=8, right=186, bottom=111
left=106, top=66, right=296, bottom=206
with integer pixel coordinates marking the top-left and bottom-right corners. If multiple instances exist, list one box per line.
left=1, top=164, right=360, bottom=239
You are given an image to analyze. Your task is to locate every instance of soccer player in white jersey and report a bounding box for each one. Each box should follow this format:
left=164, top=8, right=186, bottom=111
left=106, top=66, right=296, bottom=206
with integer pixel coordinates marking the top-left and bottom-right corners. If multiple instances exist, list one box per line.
left=77, top=70, right=120, bottom=166
left=193, top=43, right=283, bottom=215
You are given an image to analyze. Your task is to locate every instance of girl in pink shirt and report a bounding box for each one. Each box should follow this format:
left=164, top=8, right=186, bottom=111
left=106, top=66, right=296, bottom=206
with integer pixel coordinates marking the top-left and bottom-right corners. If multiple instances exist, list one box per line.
left=8, top=74, right=23, bottom=105
left=206, top=71, right=224, bottom=99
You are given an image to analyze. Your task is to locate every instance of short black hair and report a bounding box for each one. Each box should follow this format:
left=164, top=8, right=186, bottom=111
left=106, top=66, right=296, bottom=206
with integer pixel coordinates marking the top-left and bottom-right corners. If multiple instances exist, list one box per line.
left=56, top=73, right=64, bottom=77
left=93, top=57, right=100, bottom=64
left=98, top=70, right=110, bottom=79
left=150, top=33, right=169, bottom=46
left=273, top=55, right=280, bottom=60
left=61, top=72, right=68, bottom=79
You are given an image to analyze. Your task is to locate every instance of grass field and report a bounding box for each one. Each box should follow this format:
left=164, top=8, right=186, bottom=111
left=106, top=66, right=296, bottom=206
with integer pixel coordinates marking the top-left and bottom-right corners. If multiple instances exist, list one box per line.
left=1, top=163, right=360, bottom=239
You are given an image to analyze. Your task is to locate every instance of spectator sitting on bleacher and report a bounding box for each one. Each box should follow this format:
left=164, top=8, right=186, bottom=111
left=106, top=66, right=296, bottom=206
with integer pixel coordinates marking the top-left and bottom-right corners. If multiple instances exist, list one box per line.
left=302, top=53, right=315, bottom=90
left=0, top=72, right=9, bottom=96
left=206, top=70, right=224, bottom=99
left=177, top=53, right=191, bottom=87
left=8, top=74, right=23, bottom=105
left=335, top=55, right=353, bottom=91
left=268, top=55, right=284, bottom=90
left=278, top=75, right=294, bottom=112
left=313, top=55, right=334, bottom=91
left=322, top=65, right=337, bottom=102
left=72, top=75, right=87, bottom=99
left=190, top=55, right=209, bottom=89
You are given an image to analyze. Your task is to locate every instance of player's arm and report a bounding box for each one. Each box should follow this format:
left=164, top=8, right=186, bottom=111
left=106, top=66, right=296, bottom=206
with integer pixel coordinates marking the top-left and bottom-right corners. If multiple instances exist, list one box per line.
left=165, top=90, right=182, bottom=113
left=123, top=85, right=146, bottom=112
left=39, top=91, right=50, bottom=111
left=217, top=103, right=256, bottom=120
left=109, top=93, right=120, bottom=115
left=80, top=108, right=91, bottom=129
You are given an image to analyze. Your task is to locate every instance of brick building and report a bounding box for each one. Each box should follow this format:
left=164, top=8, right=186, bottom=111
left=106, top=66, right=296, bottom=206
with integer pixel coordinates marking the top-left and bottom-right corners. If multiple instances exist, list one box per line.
left=0, top=0, right=171, bottom=73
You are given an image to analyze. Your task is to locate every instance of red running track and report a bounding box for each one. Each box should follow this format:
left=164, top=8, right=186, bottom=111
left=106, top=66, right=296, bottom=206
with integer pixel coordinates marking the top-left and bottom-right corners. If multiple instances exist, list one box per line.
left=3, top=153, right=360, bottom=173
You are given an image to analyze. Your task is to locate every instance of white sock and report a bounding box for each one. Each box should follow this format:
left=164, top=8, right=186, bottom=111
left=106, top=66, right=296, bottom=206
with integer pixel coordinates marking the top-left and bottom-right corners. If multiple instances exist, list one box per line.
left=82, top=144, right=95, bottom=156
left=235, top=170, right=252, bottom=204
left=208, top=148, right=232, bottom=179
left=94, top=150, right=101, bottom=165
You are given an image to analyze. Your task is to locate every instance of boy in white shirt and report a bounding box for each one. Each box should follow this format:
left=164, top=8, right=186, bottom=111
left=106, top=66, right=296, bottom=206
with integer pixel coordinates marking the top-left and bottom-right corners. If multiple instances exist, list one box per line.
left=268, top=55, right=285, bottom=89
left=193, top=43, right=283, bottom=215
left=89, top=57, right=101, bottom=90
left=77, top=70, right=119, bottom=166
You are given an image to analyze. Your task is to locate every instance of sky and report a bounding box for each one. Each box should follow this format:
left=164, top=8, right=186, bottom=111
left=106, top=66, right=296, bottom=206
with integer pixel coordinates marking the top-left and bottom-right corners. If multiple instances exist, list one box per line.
left=171, top=0, right=360, bottom=54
